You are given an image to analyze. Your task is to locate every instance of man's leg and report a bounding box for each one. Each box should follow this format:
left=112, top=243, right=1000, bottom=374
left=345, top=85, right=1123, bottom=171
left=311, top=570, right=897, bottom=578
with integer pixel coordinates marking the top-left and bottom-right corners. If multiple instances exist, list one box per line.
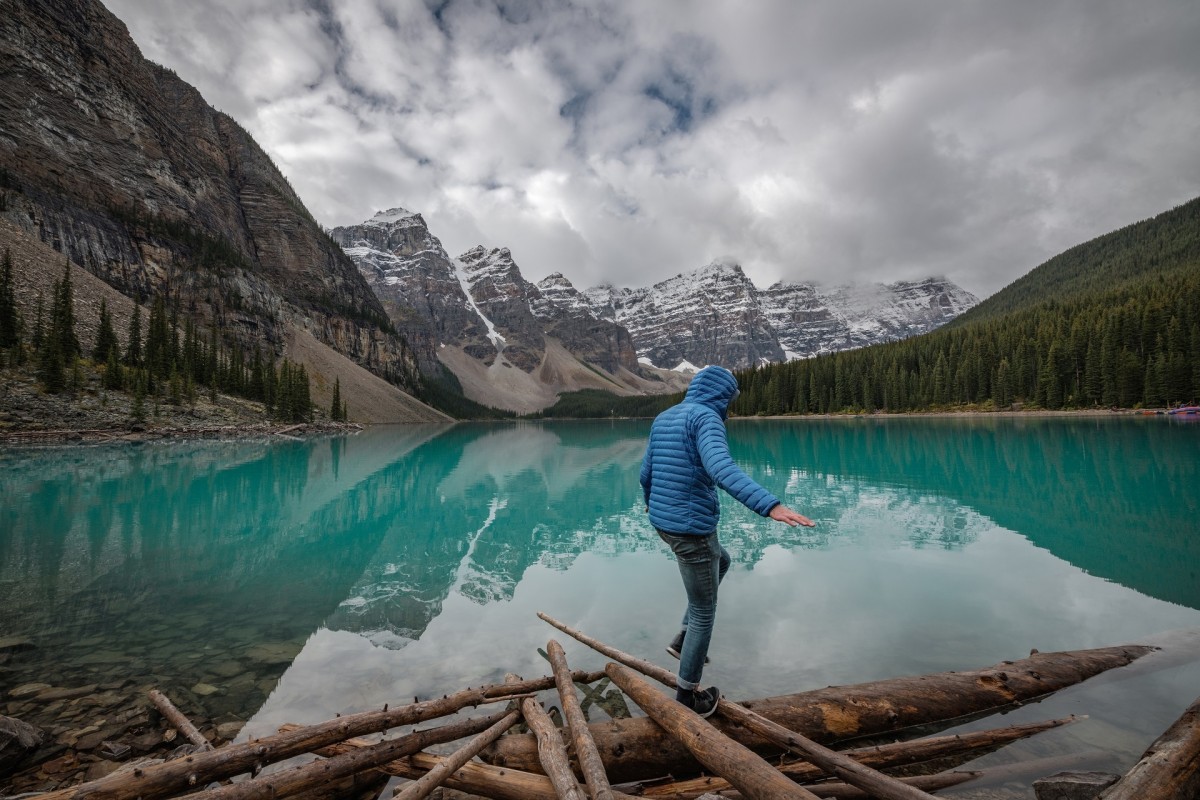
left=657, top=531, right=722, bottom=691
left=669, top=542, right=730, bottom=661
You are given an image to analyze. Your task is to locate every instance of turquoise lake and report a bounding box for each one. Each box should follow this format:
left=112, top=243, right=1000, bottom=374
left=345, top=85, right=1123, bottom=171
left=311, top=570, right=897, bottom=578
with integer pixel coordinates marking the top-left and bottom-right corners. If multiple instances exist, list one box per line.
left=2, top=417, right=1199, bottom=796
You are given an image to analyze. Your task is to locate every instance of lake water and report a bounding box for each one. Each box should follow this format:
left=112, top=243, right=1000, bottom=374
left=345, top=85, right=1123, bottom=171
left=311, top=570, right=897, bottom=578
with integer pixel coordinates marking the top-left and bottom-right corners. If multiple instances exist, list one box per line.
left=2, top=417, right=1199, bottom=796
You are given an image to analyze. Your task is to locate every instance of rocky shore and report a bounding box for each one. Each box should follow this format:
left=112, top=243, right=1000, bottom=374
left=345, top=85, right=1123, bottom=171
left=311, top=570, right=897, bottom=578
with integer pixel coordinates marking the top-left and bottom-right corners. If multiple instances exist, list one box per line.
left=0, top=368, right=364, bottom=446
left=1, top=604, right=313, bottom=795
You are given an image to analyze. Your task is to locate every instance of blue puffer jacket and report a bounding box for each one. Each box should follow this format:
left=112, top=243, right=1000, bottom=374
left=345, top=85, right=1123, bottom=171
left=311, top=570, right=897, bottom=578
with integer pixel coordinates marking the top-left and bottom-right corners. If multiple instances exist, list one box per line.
left=640, top=366, right=779, bottom=535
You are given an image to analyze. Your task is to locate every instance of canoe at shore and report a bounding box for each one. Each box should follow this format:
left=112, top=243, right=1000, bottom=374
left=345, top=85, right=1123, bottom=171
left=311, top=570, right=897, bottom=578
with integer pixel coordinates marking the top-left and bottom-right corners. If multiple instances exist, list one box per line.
left=480, top=644, right=1154, bottom=784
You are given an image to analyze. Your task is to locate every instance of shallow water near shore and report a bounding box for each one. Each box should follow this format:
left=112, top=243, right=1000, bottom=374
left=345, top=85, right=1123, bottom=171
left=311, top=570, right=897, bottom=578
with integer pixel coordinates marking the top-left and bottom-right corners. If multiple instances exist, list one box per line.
left=2, top=417, right=1199, bottom=796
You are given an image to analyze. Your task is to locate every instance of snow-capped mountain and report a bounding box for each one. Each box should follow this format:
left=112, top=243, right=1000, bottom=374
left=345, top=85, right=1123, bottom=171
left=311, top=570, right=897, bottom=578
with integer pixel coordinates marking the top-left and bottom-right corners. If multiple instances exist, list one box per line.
left=330, top=210, right=656, bottom=412
left=332, top=208, right=487, bottom=372
left=574, top=263, right=978, bottom=370
left=583, top=262, right=785, bottom=370
left=333, top=208, right=977, bottom=403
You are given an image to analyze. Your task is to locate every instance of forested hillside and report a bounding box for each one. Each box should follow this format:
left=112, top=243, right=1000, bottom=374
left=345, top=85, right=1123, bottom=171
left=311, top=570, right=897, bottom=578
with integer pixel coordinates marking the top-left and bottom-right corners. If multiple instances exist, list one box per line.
left=730, top=196, right=1200, bottom=415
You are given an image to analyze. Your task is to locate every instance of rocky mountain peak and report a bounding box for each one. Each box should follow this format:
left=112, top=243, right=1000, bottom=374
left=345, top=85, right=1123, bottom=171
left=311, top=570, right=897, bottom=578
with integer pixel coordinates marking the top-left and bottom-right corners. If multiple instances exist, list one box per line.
left=333, top=210, right=647, bottom=407
left=566, top=264, right=978, bottom=370
left=367, top=207, right=420, bottom=226
left=0, top=0, right=426, bottom=402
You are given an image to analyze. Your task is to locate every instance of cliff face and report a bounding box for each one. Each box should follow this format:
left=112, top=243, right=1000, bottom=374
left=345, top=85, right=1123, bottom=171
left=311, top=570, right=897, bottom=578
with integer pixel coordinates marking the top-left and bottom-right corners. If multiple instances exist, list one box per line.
left=331, top=209, right=481, bottom=375
left=331, top=210, right=648, bottom=412
left=0, top=0, right=417, bottom=386
left=583, top=267, right=979, bottom=370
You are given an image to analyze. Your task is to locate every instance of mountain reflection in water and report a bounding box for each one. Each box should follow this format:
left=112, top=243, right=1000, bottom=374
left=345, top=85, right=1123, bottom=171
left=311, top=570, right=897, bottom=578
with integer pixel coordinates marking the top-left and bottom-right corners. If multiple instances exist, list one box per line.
left=1, top=417, right=1197, bottom=789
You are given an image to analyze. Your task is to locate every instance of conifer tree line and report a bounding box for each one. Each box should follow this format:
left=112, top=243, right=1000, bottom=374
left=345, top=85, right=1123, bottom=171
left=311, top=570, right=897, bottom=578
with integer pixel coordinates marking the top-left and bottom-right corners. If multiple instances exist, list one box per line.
left=0, top=252, right=318, bottom=423
left=730, top=266, right=1200, bottom=415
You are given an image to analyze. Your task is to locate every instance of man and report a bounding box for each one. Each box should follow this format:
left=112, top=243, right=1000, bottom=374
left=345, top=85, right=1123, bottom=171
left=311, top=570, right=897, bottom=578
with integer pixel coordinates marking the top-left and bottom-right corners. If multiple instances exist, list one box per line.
left=640, top=365, right=814, bottom=716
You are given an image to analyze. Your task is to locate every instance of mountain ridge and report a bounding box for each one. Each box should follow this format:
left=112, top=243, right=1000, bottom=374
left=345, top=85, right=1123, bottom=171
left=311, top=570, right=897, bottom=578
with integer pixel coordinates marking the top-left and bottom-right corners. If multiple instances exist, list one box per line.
left=0, top=0, right=445, bottom=422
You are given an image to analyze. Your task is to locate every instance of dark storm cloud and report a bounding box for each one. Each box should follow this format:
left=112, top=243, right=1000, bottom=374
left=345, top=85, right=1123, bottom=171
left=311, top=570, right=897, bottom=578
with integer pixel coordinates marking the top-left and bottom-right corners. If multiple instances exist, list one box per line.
left=104, top=0, right=1200, bottom=297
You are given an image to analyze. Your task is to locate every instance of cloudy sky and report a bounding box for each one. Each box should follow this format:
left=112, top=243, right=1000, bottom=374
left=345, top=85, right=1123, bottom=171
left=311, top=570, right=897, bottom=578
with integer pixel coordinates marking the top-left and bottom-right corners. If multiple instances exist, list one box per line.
left=106, top=0, right=1199, bottom=298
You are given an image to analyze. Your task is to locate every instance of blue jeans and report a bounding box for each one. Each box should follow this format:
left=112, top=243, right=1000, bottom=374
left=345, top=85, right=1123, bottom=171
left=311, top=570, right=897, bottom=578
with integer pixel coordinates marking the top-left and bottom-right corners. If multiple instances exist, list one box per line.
left=657, top=530, right=731, bottom=690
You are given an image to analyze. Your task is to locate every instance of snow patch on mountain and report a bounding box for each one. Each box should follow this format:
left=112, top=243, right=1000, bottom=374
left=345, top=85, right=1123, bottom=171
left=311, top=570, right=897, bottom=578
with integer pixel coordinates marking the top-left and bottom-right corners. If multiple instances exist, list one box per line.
left=571, top=265, right=978, bottom=370
left=453, top=256, right=506, bottom=351
left=367, top=207, right=419, bottom=226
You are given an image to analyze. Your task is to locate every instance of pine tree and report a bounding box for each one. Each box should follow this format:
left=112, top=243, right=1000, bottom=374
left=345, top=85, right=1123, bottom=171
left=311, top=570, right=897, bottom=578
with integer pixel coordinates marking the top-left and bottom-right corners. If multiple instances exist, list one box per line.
left=931, top=352, right=949, bottom=405
left=53, top=261, right=80, bottom=360
left=0, top=248, right=18, bottom=349
left=103, top=347, right=124, bottom=390
left=130, top=371, right=147, bottom=423
left=124, top=305, right=143, bottom=367
left=330, top=377, right=343, bottom=421
left=1040, top=342, right=1064, bottom=409
left=145, top=295, right=170, bottom=379
left=1191, top=323, right=1200, bottom=400
left=37, top=338, right=64, bottom=391
left=994, top=358, right=1012, bottom=408
left=93, top=299, right=119, bottom=362
left=298, top=365, right=312, bottom=421
left=30, top=291, right=44, bottom=352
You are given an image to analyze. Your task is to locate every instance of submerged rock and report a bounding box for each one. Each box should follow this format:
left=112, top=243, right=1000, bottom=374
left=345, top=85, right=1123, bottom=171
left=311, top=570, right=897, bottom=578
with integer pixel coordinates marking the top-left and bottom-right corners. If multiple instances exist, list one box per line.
left=0, top=715, right=44, bottom=778
left=0, top=637, right=36, bottom=654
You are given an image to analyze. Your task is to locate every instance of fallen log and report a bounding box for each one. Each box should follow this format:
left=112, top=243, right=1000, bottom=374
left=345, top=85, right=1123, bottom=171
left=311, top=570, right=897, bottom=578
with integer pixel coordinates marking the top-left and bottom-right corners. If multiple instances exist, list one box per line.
left=392, top=709, right=522, bottom=800
left=281, top=727, right=640, bottom=800
left=652, top=770, right=981, bottom=800
left=481, top=613, right=1154, bottom=784
left=538, top=618, right=937, bottom=800
left=606, top=663, right=819, bottom=799
left=547, top=640, right=616, bottom=800
left=641, top=717, right=1078, bottom=798
left=715, top=699, right=938, bottom=800
left=189, top=711, right=510, bottom=800
left=507, top=673, right=586, bottom=800
left=779, top=770, right=980, bottom=799
left=36, top=669, right=602, bottom=800
left=1100, top=694, right=1200, bottom=800
left=148, top=689, right=213, bottom=752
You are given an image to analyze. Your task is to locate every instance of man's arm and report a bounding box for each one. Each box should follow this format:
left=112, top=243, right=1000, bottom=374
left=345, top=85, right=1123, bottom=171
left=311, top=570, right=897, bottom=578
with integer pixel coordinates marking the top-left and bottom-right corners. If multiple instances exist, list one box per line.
left=694, top=414, right=779, bottom=515
left=695, top=414, right=815, bottom=526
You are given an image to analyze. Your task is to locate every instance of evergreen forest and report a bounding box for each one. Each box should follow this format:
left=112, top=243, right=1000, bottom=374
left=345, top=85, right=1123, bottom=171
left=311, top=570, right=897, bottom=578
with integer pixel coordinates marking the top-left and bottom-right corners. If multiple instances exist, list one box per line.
left=0, top=254, right=317, bottom=423
left=729, top=196, right=1200, bottom=416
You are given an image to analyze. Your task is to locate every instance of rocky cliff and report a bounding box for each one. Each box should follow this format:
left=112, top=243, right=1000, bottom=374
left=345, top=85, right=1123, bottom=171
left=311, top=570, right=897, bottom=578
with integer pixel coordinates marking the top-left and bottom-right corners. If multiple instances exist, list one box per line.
left=0, top=0, right=421, bottom=392
left=331, top=210, right=659, bottom=413
left=580, top=264, right=978, bottom=370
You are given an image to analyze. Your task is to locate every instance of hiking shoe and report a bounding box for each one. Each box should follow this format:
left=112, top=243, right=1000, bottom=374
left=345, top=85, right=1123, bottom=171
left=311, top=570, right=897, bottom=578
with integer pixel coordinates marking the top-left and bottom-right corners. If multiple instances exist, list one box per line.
left=679, top=686, right=721, bottom=718
left=665, top=631, right=710, bottom=664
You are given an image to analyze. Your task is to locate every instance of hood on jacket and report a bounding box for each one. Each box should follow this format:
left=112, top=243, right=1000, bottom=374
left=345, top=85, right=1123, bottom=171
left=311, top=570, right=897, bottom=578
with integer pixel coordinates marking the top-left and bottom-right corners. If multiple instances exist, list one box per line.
left=684, top=366, right=740, bottom=418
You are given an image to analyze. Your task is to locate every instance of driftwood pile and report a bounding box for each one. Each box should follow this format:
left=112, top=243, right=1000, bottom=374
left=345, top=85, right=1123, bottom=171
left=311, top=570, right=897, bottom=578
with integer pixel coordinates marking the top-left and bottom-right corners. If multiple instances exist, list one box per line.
left=24, top=613, right=1200, bottom=800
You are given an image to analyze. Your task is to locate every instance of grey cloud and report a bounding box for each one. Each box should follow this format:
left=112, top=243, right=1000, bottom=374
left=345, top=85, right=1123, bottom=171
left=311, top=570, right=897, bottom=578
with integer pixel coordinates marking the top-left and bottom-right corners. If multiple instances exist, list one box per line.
left=105, top=0, right=1200, bottom=298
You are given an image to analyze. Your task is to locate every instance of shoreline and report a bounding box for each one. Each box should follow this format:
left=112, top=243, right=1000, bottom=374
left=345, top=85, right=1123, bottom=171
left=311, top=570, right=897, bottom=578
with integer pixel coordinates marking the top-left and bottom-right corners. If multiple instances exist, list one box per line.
left=0, top=420, right=366, bottom=446
left=740, top=407, right=1145, bottom=420
left=1, top=406, right=1175, bottom=445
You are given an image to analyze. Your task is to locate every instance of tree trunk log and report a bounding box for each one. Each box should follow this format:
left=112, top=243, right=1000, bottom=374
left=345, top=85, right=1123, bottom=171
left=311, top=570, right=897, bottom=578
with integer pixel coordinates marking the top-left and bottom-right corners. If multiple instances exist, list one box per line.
left=786, top=770, right=980, bottom=799
left=606, top=663, right=820, bottom=800
left=1100, top=694, right=1200, bottom=800
left=549, top=618, right=940, bottom=800
left=487, top=613, right=1153, bottom=784
left=187, top=712, right=510, bottom=800
left=37, top=670, right=601, bottom=800
left=641, top=716, right=1077, bottom=797
left=547, top=640, right=616, bottom=800
left=714, top=701, right=939, bottom=800
left=391, top=710, right=522, bottom=800
left=282, top=729, right=641, bottom=800
left=149, top=689, right=214, bottom=752
left=505, top=673, right=586, bottom=800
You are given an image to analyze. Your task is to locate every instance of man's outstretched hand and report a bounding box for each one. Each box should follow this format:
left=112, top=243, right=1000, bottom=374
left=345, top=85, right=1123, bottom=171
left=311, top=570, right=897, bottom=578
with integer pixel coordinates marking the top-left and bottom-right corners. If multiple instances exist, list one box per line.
left=769, top=504, right=816, bottom=527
